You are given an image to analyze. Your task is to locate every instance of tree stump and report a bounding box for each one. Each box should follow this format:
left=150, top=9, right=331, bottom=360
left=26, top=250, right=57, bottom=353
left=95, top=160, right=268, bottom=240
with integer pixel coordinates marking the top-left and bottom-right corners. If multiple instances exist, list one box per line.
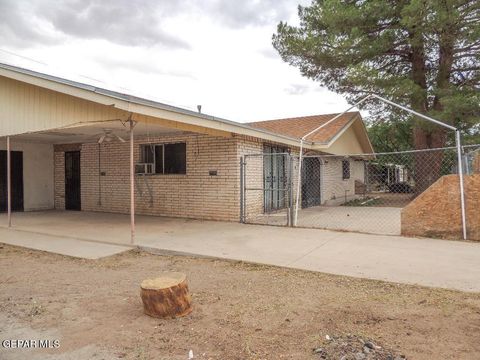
left=140, top=272, right=192, bottom=318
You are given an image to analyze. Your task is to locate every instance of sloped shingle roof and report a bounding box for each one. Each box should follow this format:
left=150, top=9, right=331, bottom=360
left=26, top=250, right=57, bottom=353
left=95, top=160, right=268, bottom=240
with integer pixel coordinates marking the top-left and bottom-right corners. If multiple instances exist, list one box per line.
left=248, top=112, right=360, bottom=144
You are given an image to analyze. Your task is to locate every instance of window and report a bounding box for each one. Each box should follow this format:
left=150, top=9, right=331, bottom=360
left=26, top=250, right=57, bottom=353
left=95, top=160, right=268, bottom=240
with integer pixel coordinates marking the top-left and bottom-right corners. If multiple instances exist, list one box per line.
left=342, top=159, right=350, bottom=180
left=164, top=143, right=186, bottom=174
left=154, top=145, right=163, bottom=174
left=140, top=145, right=154, bottom=164
left=140, top=143, right=186, bottom=174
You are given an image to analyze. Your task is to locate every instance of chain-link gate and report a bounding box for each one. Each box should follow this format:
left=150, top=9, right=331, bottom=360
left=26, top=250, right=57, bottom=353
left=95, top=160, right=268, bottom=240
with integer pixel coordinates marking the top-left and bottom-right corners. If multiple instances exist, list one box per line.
left=240, top=152, right=294, bottom=226
left=241, top=145, right=479, bottom=237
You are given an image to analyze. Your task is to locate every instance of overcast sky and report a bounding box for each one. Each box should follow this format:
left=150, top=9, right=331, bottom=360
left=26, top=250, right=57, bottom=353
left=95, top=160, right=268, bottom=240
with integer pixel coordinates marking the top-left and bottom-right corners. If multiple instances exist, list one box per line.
left=0, top=0, right=350, bottom=122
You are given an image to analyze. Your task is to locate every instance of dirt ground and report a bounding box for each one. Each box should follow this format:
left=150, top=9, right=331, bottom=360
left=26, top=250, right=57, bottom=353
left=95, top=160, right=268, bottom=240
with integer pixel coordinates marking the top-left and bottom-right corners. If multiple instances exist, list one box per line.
left=1, top=244, right=480, bottom=360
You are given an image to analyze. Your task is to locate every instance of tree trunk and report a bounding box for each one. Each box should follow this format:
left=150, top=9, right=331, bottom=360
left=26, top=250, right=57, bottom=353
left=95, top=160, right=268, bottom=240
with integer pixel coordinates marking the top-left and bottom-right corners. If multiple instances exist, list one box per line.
left=413, top=127, right=447, bottom=194
left=407, top=24, right=452, bottom=195
left=140, top=272, right=192, bottom=318
left=412, top=17, right=455, bottom=195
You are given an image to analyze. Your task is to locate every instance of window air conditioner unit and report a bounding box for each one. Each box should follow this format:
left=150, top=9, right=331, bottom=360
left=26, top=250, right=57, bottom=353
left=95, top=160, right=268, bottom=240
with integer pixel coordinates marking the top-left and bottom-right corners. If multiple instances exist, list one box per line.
left=135, top=163, right=154, bottom=175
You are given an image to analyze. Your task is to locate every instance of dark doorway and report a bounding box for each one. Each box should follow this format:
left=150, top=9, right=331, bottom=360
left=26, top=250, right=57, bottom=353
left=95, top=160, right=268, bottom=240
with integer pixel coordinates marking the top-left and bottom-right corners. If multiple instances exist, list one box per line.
left=302, top=157, right=322, bottom=208
left=0, top=150, right=24, bottom=212
left=263, top=145, right=288, bottom=213
left=65, top=151, right=81, bottom=210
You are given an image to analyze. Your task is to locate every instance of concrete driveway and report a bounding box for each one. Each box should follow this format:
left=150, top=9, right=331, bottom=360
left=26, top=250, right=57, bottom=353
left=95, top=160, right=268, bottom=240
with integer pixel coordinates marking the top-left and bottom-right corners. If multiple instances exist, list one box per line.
left=1, top=211, right=479, bottom=292
left=249, top=205, right=402, bottom=235
left=296, top=206, right=402, bottom=235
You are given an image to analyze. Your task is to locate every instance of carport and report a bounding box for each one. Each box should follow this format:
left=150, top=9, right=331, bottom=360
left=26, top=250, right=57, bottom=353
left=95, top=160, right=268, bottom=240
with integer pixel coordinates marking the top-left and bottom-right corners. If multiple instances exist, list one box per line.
left=0, top=63, right=307, bottom=244
left=2, top=118, right=197, bottom=244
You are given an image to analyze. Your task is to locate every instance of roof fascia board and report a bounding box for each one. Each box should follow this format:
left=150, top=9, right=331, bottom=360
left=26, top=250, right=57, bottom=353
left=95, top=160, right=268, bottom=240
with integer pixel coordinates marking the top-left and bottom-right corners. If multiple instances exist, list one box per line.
left=354, top=117, right=375, bottom=153
left=310, top=116, right=358, bottom=150
left=325, top=113, right=360, bottom=145
left=0, top=67, right=129, bottom=108
left=126, top=102, right=314, bottom=149
left=310, top=114, right=374, bottom=153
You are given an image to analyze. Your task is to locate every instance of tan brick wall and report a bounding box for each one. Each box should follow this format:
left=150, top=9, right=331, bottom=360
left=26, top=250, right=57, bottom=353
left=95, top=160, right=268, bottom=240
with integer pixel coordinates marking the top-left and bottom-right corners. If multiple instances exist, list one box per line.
left=53, top=133, right=367, bottom=222
left=53, top=144, right=82, bottom=152
left=54, top=151, right=65, bottom=210
left=401, top=174, right=480, bottom=241
left=54, top=133, right=241, bottom=221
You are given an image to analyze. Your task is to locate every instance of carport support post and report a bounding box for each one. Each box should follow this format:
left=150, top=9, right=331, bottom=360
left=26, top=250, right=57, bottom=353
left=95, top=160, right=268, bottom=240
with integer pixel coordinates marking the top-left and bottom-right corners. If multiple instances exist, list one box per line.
left=129, top=120, right=135, bottom=244
left=6, top=136, right=11, bottom=227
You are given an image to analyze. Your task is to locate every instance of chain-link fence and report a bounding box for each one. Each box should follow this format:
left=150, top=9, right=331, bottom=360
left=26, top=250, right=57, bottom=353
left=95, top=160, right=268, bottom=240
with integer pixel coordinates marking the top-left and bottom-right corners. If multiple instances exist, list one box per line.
left=241, top=145, right=479, bottom=237
left=465, top=146, right=480, bottom=175
left=295, top=147, right=461, bottom=235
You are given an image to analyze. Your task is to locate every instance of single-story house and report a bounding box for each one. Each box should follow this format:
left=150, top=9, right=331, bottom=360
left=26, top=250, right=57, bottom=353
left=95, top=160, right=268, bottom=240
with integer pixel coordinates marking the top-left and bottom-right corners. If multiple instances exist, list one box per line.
left=248, top=114, right=372, bottom=209
left=0, top=63, right=374, bottom=231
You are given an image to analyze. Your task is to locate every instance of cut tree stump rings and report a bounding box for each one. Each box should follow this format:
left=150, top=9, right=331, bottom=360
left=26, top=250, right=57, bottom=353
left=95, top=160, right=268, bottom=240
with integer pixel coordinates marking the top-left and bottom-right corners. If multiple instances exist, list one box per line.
left=140, top=272, right=192, bottom=318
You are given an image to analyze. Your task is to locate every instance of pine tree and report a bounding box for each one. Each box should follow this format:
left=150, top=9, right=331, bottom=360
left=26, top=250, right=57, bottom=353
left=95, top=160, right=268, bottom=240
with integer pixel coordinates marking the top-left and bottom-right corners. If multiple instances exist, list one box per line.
left=273, top=0, right=480, bottom=190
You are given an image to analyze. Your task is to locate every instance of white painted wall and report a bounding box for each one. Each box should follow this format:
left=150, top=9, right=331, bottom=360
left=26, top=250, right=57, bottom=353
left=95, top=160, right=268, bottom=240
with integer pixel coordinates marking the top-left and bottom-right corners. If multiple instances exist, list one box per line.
left=0, top=140, right=54, bottom=211
left=321, top=158, right=365, bottom=206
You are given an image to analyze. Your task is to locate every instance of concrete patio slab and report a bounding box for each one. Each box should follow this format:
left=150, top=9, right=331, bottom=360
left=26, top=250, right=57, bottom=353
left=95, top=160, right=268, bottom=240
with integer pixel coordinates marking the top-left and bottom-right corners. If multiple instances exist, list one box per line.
left=0, top=228, right=131, bottom=259
left=1, top=211, right=479, bottom=291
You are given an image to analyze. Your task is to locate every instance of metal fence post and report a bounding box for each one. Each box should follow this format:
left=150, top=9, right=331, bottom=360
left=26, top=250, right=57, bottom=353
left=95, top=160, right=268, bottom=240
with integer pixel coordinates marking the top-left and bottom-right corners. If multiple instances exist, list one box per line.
left=240, top=156, right=247, bottom=224
left=129, top=119, right=135, bottom=245
left=7, top=136, right=11, bottom=228
left=288, top=154, right=294, bottom=227
left=294, top=141, right=303, bottom=226
left=455, top=130, right=467, bottom=240
left=239, top=156, right=244, bottom=223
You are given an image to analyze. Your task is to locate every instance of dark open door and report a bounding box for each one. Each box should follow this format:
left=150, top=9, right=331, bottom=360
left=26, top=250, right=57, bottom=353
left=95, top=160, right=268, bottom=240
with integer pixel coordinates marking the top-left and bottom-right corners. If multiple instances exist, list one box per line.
left=302, top=157, right=322, bottom=208
left=65, top=151, right=81, bottom=210
left=0, top=150, right=24, bottom=212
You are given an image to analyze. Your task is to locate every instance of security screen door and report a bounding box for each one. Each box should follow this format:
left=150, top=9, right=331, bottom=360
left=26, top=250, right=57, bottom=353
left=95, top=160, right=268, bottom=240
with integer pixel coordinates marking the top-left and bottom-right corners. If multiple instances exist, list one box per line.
left=65, top=151, right=81, bottom=211
left=263, top=145, right=287, bottom=212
